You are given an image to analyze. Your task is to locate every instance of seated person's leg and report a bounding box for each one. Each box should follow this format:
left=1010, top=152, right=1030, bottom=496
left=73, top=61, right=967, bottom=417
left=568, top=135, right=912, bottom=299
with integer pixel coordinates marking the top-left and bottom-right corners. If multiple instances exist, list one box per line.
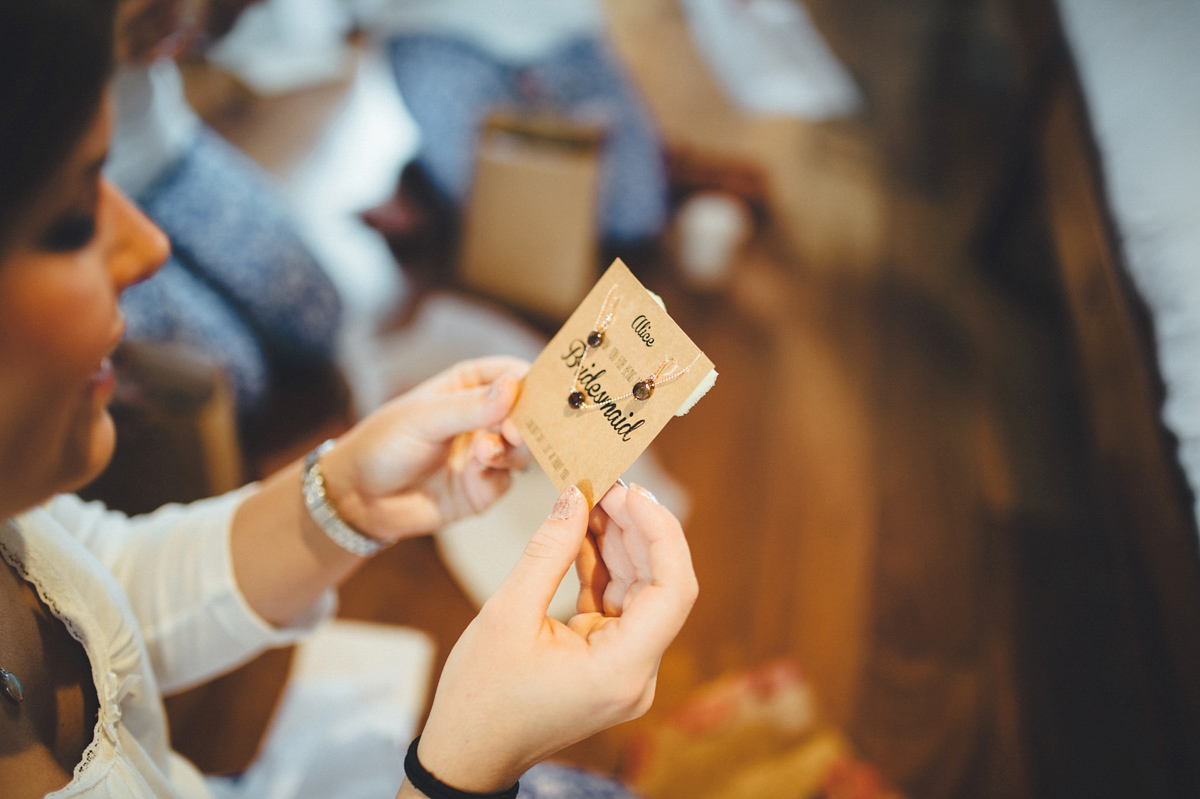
left=138, top=128, right=343, bottom=370
left=519, top=762, right=640, bottom=799
left=387, top=35, right=520, bottom=208
left=531, top=37, right=669, bottom=246
left=121, top=254, right=270, bottom=426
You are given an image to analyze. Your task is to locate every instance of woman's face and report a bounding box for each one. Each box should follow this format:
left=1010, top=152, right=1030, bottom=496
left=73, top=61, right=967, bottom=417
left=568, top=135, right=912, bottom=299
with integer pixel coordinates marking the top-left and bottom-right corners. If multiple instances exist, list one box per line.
left=0, top=98, right=168, bottom=517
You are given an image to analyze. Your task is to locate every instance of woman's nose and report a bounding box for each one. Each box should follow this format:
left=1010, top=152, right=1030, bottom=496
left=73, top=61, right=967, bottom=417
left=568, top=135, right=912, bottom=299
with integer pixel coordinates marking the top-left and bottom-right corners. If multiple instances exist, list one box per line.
left=102, top=178, right=168, bottom=290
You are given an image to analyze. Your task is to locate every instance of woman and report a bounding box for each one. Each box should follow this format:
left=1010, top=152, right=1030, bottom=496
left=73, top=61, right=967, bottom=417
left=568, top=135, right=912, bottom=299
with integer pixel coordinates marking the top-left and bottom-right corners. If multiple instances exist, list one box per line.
left=0, top=1, right=699, bottom=797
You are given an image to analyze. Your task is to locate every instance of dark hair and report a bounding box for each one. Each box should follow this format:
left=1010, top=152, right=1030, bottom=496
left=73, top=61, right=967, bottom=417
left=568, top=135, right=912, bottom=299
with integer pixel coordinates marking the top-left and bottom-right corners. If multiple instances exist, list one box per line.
left=0, top=0, right=119, bottom=251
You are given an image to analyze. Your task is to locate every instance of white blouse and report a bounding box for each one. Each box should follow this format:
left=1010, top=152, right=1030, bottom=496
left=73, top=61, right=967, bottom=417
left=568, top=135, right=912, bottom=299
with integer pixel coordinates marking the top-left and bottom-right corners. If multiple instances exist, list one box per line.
left=0, top=491, right=333, bottom=798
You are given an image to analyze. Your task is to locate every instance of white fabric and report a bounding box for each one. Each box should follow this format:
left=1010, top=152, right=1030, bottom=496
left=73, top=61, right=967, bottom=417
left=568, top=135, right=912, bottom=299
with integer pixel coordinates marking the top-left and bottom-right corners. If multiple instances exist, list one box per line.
left=1055, top=0, right=1200, bottom=531
left=106, top=60, right=202, bottom=199
left=282, top=49, right=416, bottom=322
left=350, top=0, right=604, bottom=63
left=680, top=0, right=861, bottom=118
left=207, top=0, right=356, bottom=96
left=207, top=620, right=435, bottom=799
left=0, top=491, right=334, bottom=798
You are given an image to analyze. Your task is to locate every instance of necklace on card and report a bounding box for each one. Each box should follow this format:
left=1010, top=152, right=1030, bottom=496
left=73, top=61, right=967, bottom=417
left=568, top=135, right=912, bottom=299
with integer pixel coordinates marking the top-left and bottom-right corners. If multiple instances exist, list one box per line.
left=565, top=286, right=700, bottom=410
left=566, top=285, right=620, bottom=409
left=568, top=355, right=694, bottom=410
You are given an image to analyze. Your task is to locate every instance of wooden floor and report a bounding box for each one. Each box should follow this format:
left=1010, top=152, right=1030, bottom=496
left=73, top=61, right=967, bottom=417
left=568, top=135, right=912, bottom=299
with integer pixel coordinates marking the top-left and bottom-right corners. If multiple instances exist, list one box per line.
left=176, top=2, right=1106, bottom=797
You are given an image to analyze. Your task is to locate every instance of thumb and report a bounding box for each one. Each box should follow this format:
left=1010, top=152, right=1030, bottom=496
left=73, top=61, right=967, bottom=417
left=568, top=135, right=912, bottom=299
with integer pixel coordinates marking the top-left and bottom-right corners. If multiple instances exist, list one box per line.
left=407, top=374, right=520, bottom=444
left=489, top=486, right=590, bottom=627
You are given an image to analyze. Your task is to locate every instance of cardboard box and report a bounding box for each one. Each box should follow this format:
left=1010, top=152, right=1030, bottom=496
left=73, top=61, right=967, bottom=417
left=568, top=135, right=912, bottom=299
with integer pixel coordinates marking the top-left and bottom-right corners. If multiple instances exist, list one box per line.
left=458, top=112, right=604, bottom=320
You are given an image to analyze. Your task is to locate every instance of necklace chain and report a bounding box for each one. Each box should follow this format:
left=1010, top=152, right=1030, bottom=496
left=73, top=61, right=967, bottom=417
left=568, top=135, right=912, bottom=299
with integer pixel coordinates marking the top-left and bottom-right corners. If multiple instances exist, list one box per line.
left=567, top=287, right=697, bottom=410
left=1, top=666, right=24, bottom=703
left=570, top=357, right=693, bottom=410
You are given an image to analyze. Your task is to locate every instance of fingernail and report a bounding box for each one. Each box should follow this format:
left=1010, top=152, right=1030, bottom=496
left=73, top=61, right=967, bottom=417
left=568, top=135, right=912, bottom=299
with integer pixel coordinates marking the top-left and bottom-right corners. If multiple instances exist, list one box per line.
left=487, top=376, right=508, bottom=402
left=615, top=477, right=628, bottom=488
left=631, top=483, right=659, bottom=504
left=488, top=439, right=505, bottom=461
left=550, top=485, right=585, bottom=520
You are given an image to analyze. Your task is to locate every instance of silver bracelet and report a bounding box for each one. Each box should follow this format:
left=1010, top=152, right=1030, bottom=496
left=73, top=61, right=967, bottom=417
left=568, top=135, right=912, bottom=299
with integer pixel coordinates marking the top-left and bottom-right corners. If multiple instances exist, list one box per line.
left=302, top=440, right=386, bottom=557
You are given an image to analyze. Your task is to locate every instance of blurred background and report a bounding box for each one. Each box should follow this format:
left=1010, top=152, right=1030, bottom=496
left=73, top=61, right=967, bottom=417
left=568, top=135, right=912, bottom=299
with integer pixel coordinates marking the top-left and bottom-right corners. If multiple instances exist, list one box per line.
left=85, top=0, right=1200, bottom=797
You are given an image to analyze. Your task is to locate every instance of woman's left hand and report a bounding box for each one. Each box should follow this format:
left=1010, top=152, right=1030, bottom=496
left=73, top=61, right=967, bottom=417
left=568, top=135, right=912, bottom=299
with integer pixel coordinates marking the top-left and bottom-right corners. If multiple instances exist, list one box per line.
left=409, top=481, right=699, bottom=795
left=317, top=356, right=531, bottom=545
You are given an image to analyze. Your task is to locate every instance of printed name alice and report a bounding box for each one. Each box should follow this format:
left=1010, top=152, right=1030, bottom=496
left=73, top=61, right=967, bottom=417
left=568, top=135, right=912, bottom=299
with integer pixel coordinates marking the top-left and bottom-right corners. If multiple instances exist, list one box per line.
left=631, top=315, right=655, bottom=347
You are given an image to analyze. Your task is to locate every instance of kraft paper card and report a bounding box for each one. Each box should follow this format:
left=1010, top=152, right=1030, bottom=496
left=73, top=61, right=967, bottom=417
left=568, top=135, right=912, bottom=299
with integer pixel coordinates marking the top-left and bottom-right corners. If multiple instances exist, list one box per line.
left=512, top=259, right=717, bottom=506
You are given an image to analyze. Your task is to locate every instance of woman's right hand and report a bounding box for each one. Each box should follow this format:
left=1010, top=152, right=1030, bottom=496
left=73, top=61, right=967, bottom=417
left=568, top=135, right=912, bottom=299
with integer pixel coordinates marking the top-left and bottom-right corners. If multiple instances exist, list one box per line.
left=115, top=0, right=198, bottom=64
left=115, top=0, right=261, bottom=64
left=400, top=482, right=699, bottom=797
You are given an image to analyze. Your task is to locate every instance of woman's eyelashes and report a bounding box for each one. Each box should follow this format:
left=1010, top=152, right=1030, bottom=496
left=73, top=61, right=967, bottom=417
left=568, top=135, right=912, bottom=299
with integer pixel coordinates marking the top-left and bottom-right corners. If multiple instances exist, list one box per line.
left=39, top=212, right=97, bottom=252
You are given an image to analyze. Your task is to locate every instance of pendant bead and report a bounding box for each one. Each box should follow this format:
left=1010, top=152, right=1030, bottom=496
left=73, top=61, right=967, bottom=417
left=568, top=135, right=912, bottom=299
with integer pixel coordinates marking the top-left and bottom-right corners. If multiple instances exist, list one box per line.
left=567, top=391, right=586, bottom=409
left=1, top=668, right=24, bottom=703
left=632, top=379, right=655, bottom=401
left=586, top=331, right=604, bottom=348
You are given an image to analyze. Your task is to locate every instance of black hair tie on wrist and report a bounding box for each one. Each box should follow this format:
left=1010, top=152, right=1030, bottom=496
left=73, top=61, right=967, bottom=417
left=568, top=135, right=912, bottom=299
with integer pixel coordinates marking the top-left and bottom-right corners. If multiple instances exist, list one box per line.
left=405, top=736, right=520, bottom=799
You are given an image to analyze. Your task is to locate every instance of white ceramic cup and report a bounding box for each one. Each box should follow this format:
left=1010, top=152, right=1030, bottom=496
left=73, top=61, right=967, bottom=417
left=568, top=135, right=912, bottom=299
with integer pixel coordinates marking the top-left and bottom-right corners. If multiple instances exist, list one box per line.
left=674, top=191, right=752, bottom=290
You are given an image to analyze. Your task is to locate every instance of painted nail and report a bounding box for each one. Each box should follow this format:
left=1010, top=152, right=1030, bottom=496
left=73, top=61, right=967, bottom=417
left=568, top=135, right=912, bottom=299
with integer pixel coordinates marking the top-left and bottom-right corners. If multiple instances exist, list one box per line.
left=550, top=485, right=585, bottom=520
left=631, top=483, right=659, bottom=504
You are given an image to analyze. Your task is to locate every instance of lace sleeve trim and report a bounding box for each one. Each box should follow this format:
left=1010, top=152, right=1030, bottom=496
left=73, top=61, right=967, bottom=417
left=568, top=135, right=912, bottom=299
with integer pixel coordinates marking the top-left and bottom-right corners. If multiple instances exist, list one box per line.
left=1, top=518, right=111, bottom=787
